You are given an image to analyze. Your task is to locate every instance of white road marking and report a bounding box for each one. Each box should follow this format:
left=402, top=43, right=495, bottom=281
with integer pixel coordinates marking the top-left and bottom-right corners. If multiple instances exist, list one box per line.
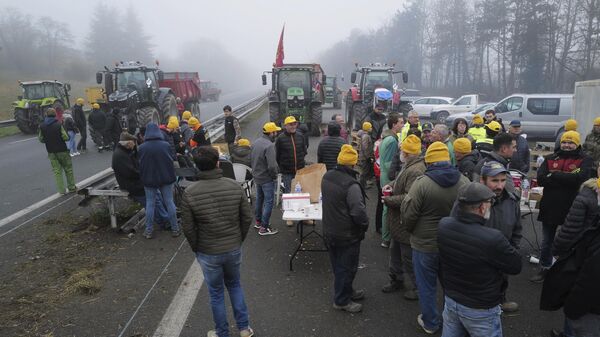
left=0, top=195, right=75, bottom=238
left=8, top=137, right=37, bottom=144
left=153, top=261, right=204, bottom=337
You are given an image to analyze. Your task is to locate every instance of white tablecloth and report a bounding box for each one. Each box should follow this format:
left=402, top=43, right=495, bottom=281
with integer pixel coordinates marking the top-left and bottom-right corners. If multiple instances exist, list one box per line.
left=282, top=205, right=322, bottom=221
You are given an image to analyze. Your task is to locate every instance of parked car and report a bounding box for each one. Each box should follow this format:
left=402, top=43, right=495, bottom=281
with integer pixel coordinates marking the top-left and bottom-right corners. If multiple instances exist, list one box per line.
left=411, top=96, right=454, bottom=118
left=444, top=102, right=497, bottom=126
left=430, top=94, right=481, bottom=123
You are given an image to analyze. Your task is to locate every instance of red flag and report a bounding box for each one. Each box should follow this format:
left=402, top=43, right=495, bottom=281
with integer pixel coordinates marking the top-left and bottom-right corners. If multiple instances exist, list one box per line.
left=275, top=25, right=285, bottom=67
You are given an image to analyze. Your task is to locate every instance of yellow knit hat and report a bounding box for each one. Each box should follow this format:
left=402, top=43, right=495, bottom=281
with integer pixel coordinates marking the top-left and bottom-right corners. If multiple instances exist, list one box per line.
left=425, top=141, right=450, bottom=164
left=167, top=116, right=179, bottom=129
left=337, top=144, right=358, bottom=166
left=181, top=111, right=192, bottom=121
left=561, top=130, right=581, bottom=146
left=362, top=122, right=373, bottom=132
left=92, top=103, right=100, bottom=110
left=284, top=116, right=297, bottom=125
left=594, top=117, right=600, bottom=126
left=401, top=135, right=421, bottom=155
left=486, top=121, right=501, bottom=132
left=453, top=138, right=472, bottom=154
left=238, top=138, right=250, bottom=147
left=472, top=115, right=484, bottom=124
left=565, top=119, right=578, bottom=131
left=597, top=178, right=600, bottom=190
left=188, top=117, right=200, bottom=128
left=76, top=98, right=84, bottom=105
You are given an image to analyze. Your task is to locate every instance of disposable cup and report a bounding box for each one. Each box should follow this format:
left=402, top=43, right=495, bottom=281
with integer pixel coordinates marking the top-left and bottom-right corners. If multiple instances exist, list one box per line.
left=529, top=200, right=537, bottom=209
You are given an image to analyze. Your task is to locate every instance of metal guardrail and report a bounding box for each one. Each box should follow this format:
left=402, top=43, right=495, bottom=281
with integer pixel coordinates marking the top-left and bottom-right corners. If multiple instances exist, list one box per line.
left=204, top=93, right=267, bottom=143
left=0, top=119, right=16, bottom=128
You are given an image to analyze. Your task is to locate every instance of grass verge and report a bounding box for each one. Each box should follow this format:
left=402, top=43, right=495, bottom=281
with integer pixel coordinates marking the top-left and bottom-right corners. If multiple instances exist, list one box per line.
left=0, top=125, right=20, bottom=138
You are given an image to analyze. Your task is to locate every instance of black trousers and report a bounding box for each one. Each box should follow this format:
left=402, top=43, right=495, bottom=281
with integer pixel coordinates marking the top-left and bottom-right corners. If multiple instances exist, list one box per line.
left=77, top=127, right=87, bottom=150
left=326, top=239, right=361, bottom=306
left=375, top=177, right=383, bottom=233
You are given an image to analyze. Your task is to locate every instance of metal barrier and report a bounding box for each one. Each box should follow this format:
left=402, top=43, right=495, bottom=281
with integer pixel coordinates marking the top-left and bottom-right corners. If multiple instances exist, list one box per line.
left=0, top=119, right=16, bottom=128
left=204, top=94, right=267, bottom=143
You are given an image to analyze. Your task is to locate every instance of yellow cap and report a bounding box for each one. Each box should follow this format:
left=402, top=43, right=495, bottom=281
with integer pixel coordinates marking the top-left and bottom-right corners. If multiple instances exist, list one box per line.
left=188, top=117, right=200, bottom=128
left=76, top=98, right=84, bottom=105
left=92, top=103, right=100, bottom=109
left=167, top=116, right=179, bottom=129
left=337, top=144, right=358, bottom=166
left=594, top=117, right=600, bottom=126
left=263, top=122, right=282, bottom=133
left=486, top=121, right=501, bottom=132
left=561, top=130, right=581, bottom=146
left=181, top=111, right=192, bottom=121
left=565, top=119, right=578, bottom=131
left=425, top=141, right=450, bottom=164
left=597, top=178, right=600, bottom=190
left=453, top=138, right=472, bottom=154
left=284, top=116, right=297, bottom=125
left=472, top=115, right=483, bottom=124
left=362, top=122, right=372, bottom=132
left=401, top=135, right=421, bottom=155
left=238, top=138, right=250, bottom=147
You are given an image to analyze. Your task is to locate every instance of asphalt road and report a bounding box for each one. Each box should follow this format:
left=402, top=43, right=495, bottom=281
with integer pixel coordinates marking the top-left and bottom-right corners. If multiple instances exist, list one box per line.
left=0, top=87, right=265, bottom=220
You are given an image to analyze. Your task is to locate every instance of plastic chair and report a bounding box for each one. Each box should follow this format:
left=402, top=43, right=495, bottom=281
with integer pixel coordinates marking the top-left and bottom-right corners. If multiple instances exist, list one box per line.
left=219, top=160, right=236, bottom=180
left=232, top=163, right=253, bottom=203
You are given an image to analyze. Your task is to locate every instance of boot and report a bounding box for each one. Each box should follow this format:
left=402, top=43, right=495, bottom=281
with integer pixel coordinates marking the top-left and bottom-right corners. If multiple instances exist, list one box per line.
left=403, top=278, right=418, bottom=300
left=382, top=278, right=404, bottom=293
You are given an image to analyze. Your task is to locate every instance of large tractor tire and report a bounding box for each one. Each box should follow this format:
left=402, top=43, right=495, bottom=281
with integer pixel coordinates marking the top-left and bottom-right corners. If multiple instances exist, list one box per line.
left=160, top=93, right=178, bottom=122
left=136, top=106, right=161, bottom=128
left=310, top=104, right=323, bottom=136
left=269, top=102, right=280, bottom=125
left=14, top=108, right=38, bottom=134
left=351, top=103, right=367, bottom=131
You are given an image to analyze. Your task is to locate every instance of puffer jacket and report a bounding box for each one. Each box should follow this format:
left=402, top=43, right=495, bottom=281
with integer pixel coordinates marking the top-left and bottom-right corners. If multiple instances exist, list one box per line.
left=180, top=168, right=252, bottom=255
left=457, top=150, right=480, bottom=181
left=275, top=130, right=307, bottom=174
left=317, top=136, right=345, bottom=170
left=553, top=178, right=600, bottom=256
left=385, top=156, right=426, bottom=244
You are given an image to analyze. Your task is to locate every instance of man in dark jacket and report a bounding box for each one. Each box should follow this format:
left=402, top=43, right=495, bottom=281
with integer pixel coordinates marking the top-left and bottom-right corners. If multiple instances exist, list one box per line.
left=38, top=108, right=76, bottom=194
left=223, top=105, right=241, bottom=153
left=508, top=120, right=530, bottom=174
left=472, top=132, right=516, bottom=189
left=189, top=117, right=211, bottom=148
left=439, top=182, right=522, bottom=337
left=180, top=146, right=254, bottom=337
left=364, top=105, right=387, bottom=141
left=160, top=116, right=179, bottom=158
left=454, top=138, right=479, bottom=181
left=230, top=138, right=252, bottom=167
left=322, top=144, right=369, bottom=313
left=583, top=117, right=600, bottom=169
left=88, top=103, right=108, bottom=151
left=318, top=122, right=346, bottom=170
left=251, top=122, right=280, bottom=236
left=104, top=109, right=122, bottom=150
left=275, top=116, right=307, bottom=193
left=73, top=98, right=87, bottom=153
left=138, top=123, right=179, bottom=239
left=532, top=131, right=594, bottom=283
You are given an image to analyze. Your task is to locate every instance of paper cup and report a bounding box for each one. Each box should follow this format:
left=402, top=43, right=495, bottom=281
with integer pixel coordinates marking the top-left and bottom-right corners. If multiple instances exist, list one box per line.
left=529, top=200, right=537, bottom=209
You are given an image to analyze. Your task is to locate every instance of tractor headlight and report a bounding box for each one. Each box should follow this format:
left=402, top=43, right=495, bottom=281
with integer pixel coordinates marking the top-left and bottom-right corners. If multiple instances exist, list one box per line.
left=287, top=96, right=294, bottom=100
left=24, top=102, right=29, bottom=108
left=298, top=96, right=304, bottom=100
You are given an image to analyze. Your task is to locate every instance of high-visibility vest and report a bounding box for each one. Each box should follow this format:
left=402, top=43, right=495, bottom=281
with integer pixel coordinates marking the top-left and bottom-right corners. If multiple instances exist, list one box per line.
left=468, top=126, right=486, bottom=142
left=400, top=123, right=422, bottom=142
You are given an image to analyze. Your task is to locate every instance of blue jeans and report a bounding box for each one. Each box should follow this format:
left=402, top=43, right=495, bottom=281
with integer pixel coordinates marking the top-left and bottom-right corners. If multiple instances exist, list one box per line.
left=255, top=180, right=275, bottom=229
left=540, top=223, right=558, bottom=268
left=196, top=249, right=249, bottom=337
left=326, top=239, right=361, bottom=306
left=413, top=249, right=440, bottom=331
left=442, top=295, right=502, bottom=337
left=568, top=313, right=600, bottom=337
left=132, top=194, right=169, bottom=228
left=282, top=173, right=294, bottom=193
left=67, top=131, right=77, bottom=154
left=144, top=184, right=178, bottom=233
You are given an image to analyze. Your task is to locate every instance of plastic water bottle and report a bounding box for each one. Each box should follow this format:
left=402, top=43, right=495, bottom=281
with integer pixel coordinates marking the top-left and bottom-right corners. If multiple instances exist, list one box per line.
left=521, top=178, right=530, bottom=202
left=294, top=182, right=302, bottom=193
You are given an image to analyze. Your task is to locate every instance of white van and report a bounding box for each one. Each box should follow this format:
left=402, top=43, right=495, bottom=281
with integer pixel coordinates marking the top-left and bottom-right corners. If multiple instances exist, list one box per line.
left=494, top=94, right=573, bottom=140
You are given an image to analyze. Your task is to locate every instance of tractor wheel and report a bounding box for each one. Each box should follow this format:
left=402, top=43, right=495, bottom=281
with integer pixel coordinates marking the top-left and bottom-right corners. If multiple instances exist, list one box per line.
left=160, top=93, right=178, bottom=122
left=14, top=108, right=38, bottom=134
left=269, top=102, right=280, bottom=125
left=310, top=104, right=323, bottom=136
left=352, top=103, right=367, bottom=131
left=136, top=106, right=161, bottom=128
left=89, top=125, right=104, bottom=147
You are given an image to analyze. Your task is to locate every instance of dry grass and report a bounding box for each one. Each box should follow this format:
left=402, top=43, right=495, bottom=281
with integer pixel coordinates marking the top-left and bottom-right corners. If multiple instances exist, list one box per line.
left=64, top=267, right=102, bottom=296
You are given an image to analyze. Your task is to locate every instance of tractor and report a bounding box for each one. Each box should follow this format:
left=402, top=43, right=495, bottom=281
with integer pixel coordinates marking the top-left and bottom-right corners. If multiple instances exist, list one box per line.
left=345, top=63, right=409, bottom=130
left=262, top=63, right=325, bottom=136
left=95, top=61, right=179, bottom=133
left=12, top=80, right=72, bottom=134
left=324, top=76, right=342, bottom=109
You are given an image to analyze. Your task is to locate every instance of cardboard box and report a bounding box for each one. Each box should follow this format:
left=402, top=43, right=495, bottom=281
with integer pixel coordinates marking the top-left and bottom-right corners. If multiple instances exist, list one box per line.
left=282, top=193, right=311, bottom=211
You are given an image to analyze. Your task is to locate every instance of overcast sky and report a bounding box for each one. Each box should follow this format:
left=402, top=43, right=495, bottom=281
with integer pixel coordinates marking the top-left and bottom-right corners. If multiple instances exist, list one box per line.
left=2, top=0, right=406, bottom=69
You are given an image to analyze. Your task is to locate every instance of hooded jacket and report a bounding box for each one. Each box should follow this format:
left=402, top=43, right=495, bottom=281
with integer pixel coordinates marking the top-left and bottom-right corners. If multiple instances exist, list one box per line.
left=457, top=150, right=480, bottom=181
left=138, top=123, right=176, bottom=188
left=38, top=117, right=68, bottom=153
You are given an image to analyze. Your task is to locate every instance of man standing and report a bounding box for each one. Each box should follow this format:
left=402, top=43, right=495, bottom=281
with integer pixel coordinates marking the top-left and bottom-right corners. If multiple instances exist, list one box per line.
left=330, top=114, right=349, bottom=142
left=180, top=146, right=254, bottom=337
left=251, top=122, right=281, bottom=236
left=402, top=142, right=469, bottom=334
left=322, top=144, right=369, bottom=313
left=223, top=105, right=241, bottom=153
left=474, top=121, right=502, bottom=154
left=508, top=120, right=530, bottom=174
left=275, top=116, right=307, bottom=193
left=88, top=103, right=108, bottom=152
left=39, top=108, right=76, bottom=194
left=472, top=132, right=516, bottom=184
left=380, top=113, right=405, bottom=248
left=138, top=123, right=180, bottom=239
left=400, top=110, right=422, bottom=142
left=484, top=109, right=506, bottom=132
left=364, top=105, right=387, bottom=141
left=468, top=115, right=486, bottom=142
left=454, top=138, right=480, bottom=181
left=556, top=119, right=578, bottom=151
left=430, top=124, right=456, bottom=165
left=180, top=110, right=194, bottom=147
left=531, top=131, right=593, bottom=282
left=358, top=122, right=374, bottom=188
left=583, top=117, right=600, bottom=168
left=382, top=135, right=425, bottom=299
left=438, top=182, right=522, bottom=337
left=318, top=122, right=346, bottom=170
left=73, top=98, right=87, bottom=153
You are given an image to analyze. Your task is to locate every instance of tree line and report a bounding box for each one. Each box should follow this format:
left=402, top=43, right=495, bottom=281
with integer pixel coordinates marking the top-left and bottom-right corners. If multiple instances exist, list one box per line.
left=318, top=0, right=600, bottom=100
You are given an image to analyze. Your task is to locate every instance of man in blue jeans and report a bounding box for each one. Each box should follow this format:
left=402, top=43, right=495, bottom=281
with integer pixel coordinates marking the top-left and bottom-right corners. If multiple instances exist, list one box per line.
left=438, top=182, right=522, bottom=337
left=180, top=146, right=254, bottom=337
left=275, top=116, right=307, bottom=193
left=138, top=123, right=180, bottom=239
left=251, top=122, right=281, bottom=236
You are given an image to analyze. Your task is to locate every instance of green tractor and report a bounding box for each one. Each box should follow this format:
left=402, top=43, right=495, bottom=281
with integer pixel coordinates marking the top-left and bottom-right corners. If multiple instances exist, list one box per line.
left=324, top=76, right=342, bottom=109
left=262, top=63, right=325, bottom=136
left=12, top=80, right=72, bottom=134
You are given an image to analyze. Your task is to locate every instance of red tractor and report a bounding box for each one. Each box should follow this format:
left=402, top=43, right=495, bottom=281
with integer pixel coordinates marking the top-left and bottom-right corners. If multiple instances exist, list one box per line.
left=345, top=63, right=409, bottom=130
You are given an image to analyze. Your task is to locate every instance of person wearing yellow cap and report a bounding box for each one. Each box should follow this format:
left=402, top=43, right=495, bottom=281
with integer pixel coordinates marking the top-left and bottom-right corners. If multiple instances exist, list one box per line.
left=321, top=143, right=368, bottom=313
left=484, top=109, right=506, bottom=132
left=468, top=114, right=486, bottom=142
left=358, top=121, right=375, bottom=188
left=230, top=138, right=252, bottom=167
left=104, top=105, right=123, bottom=150
left=402, top=141, right=469, bottom=333
left=189, top=117, right=211, bottom=149
left=159, top=115, right=180, bottom=157
left=179, top=111, right=194, bottom=148
left=275, top=115, right=307, bottom=193
left=555, top=119, right=578, bottom=150
left=88, top=102, right=109, bottom=151
left=380, top=134, right=426, bottom=299
left=72, top=97, right=87, bottom=153
left=531, top=130, right=593, bottom=283
left=583, top=117, right=600, bottom=166
left=454, top=137, right=480, bottom=181
left=251, top=122, right=281, bottom=236
left=474, top=120, right=502, bottom=153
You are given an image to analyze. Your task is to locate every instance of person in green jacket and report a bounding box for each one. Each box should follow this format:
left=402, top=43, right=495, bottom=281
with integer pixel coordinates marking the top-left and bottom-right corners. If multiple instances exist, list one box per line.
left=38, top=108, right=76, bottom=194
left=380, top=113, right=405, bottom=248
